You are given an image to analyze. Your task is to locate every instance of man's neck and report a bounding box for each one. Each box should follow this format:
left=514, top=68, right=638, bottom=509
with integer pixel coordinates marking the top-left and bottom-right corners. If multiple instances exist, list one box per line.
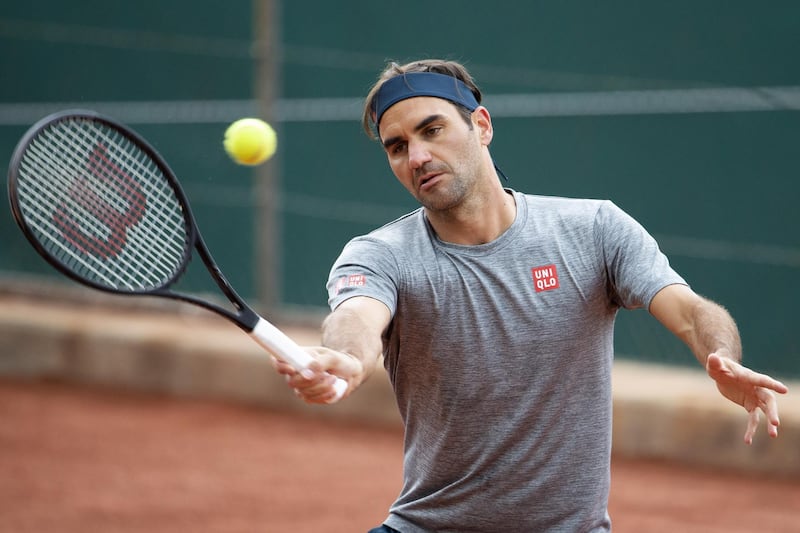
left=425, top=187, right=516, bottom=246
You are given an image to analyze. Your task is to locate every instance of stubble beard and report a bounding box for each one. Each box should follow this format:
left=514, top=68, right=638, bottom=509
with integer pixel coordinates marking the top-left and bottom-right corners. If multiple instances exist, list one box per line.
left=415, top=153, right=483, bottom=216
left=417, top=171, right=471, bottom=213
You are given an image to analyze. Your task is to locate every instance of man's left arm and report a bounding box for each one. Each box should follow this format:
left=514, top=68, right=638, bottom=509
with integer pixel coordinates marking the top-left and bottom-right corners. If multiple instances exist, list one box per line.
left=649, top=284, right=789, bottom=444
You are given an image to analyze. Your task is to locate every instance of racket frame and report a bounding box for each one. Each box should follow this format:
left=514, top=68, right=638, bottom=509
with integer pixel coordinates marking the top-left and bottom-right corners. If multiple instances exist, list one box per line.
left=8, top=109, right=348, bottom=400
left=8, top=109, right=260, bottom=332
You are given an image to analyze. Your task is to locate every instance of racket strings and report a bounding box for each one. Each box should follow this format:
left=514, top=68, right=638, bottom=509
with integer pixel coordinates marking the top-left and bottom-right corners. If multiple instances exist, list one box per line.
left=15, top=118, right=190, bottom=291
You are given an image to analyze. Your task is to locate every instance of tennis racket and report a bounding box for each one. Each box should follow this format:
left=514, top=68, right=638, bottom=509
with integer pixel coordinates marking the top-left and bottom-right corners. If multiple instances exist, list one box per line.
left=7, top=109, right=347, bottom=400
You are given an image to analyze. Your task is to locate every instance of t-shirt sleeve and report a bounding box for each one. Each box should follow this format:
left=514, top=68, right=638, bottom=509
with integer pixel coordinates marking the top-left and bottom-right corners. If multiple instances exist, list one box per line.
left=595, top=201, right=687, bottom=310
left=326, top=236, right=400, bottom=315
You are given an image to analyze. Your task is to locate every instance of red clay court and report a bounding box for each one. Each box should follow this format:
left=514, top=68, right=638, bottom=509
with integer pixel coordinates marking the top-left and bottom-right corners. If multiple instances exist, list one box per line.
left=1, top=378, right=799, bottom=533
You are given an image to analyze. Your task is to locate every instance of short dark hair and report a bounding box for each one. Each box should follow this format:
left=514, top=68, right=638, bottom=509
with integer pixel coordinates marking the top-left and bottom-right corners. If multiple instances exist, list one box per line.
left=362, top=59, right=482, bottom=139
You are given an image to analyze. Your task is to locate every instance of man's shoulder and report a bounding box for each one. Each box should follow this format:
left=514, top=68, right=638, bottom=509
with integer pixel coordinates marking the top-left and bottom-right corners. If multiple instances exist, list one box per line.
left=338, top=208, right=428, bottom=260
left=364, top=207, right=427, bottom=244
left=522, top=192, right=608, bottom=210
left=518, top=192, right=613, bottom=224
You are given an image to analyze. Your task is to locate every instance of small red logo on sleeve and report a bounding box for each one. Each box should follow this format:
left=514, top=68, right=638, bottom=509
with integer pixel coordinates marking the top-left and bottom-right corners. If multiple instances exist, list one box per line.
left=531, top=264, right=560, bottom=293
left=333, top=274, right=367, bottom=296
left=345, top=274, right=366, bottom=287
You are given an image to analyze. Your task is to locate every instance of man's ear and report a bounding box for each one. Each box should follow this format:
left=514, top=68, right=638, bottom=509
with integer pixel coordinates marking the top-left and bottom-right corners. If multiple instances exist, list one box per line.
left=473, top=106, right=494, bottom=146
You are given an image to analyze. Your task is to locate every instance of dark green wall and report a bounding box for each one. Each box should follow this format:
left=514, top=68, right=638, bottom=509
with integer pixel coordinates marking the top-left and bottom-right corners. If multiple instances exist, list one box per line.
left=1, top=2, right=797, bottom=378
left=0, top=2, right=256, bottom=296
left=279, top=1, right=799, bottom=378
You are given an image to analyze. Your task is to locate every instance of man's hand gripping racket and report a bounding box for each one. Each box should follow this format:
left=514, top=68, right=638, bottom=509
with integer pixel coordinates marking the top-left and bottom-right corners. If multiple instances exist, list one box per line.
left=7, top=110, right=347, bottom=402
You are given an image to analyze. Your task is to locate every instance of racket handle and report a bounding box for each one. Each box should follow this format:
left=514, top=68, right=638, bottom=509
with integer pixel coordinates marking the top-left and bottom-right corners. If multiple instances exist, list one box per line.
left=250, top=318, right=348, bottom=401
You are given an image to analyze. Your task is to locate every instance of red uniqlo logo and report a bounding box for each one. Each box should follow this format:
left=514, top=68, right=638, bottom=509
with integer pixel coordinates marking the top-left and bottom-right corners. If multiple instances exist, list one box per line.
left=531, top=264, right=559, bottom=293
left=346, top=274, right=366, bottom=287
left=333, top=273, right=367, bottom=296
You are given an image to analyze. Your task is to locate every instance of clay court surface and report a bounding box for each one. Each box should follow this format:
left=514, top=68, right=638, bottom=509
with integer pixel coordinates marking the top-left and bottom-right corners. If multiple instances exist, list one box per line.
left=0, top=379, right=798, bottom=533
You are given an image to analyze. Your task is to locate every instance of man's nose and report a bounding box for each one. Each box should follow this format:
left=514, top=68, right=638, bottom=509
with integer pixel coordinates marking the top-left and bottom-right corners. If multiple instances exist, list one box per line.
left=407, top=141, right=432, bottom=170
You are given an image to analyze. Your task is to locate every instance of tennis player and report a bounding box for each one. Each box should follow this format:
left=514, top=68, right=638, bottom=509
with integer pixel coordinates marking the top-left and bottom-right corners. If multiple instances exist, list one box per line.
left=274, top=59, right=788, bottom=532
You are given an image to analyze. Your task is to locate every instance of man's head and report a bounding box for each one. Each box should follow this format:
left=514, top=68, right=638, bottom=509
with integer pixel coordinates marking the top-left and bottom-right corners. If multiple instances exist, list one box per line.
left=362, top=60, right=498, bottom=213
left=362, top=59, right=483, bottom=139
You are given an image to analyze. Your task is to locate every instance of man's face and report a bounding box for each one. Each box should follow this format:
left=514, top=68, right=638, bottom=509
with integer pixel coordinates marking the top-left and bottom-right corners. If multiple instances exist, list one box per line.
left=378, top=97, right=488, bottom=212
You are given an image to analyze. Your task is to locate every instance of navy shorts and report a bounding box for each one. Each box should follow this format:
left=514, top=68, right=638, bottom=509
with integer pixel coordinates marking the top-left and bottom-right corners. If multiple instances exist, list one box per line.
left=368, top=526, right=399, bottom=533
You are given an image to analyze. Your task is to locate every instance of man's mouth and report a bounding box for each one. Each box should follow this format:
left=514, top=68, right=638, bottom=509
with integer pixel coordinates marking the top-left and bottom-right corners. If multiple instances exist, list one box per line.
left=418, top=172, right=442, bottom=191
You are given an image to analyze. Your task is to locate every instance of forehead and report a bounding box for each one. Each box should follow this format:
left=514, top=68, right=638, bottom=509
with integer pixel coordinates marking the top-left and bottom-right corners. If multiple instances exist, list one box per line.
left=378, top=97, right=461, bottom=133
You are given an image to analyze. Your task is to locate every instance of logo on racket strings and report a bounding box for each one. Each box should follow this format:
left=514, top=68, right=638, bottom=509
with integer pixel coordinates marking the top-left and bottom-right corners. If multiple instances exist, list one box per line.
left=53, top=144, right=146, bottom=259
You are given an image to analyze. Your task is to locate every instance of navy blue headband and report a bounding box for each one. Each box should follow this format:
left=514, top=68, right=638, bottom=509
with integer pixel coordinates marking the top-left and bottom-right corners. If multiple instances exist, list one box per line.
left=370, top=71, right=509, bottom=181
left=372, top=72, right=480, bottom=126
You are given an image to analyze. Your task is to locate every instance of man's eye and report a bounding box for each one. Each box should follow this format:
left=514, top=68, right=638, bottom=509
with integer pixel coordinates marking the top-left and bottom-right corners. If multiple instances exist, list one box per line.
left=425, top=126, right=442, bottom=136
left=392, top=143, right=407, bottom=154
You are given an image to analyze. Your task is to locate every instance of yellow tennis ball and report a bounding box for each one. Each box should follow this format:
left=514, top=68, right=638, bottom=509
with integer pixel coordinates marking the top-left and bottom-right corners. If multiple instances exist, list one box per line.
left=223, top=118, right=277, bottom=166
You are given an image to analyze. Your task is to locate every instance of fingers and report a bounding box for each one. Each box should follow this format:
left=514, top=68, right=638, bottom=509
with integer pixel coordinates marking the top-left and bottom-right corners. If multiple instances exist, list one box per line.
left=271, top=354, right=347, bottom=404
left=286, top=371, right=342, bottom=404
left=743, top=387, right=782, bottom=444
left=758, top=387, right=781, bottom=441
left=743, top=405, right=779, bottom=445
left=739, top=366, right=789, bottom=394
left=759, top=375, right=788, bottom=395
left=744, top=408, right=759, bottom=445
left=707, top=353, right=789, bottom=394
left=706, top=353, right=788, bottom=444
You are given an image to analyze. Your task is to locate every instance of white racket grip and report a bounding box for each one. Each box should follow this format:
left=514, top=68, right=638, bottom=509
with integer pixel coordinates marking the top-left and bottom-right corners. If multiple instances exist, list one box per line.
left=250, top=318, right=347, bottom=401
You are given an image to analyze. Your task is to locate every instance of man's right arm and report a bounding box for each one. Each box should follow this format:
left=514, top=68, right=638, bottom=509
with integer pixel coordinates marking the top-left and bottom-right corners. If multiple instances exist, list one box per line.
left=272, top=296, right=391, bottom=404
left=320, top=295, right=391, bottom=386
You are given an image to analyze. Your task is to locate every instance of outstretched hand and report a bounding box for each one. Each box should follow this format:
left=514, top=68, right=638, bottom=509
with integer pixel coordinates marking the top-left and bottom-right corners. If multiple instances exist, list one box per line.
left=706, top=353, right=789, bottom=444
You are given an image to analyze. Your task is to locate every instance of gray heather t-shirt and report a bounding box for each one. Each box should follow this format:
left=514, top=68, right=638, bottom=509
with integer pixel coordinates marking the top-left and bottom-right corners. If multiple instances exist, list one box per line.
left=327, top=190, right=685, bottom=533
